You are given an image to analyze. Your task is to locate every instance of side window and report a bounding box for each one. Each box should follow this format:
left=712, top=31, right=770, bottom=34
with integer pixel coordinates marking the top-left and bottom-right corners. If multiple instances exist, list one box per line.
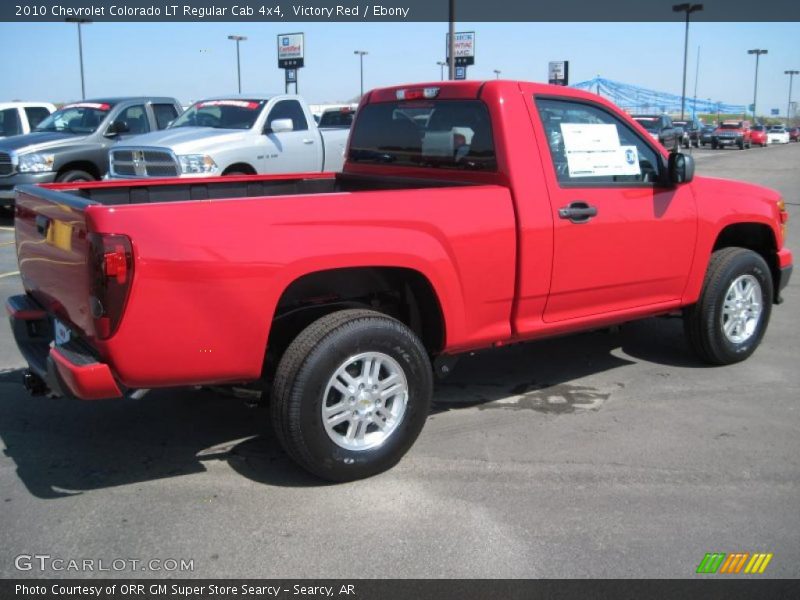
left=24, top=106, right=52, bottom=130
left=266, top=100, right=308, bottom=132
left=152, top=104, right=179, bottom=130
left=535, top=97, right=662, bottom=185
left=0, top=108, right=22, bottom=137
left=117, top=105, right=150, bottom=135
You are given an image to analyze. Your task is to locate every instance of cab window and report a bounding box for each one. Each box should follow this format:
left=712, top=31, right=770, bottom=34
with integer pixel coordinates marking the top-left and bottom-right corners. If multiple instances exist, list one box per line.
left=535, top=97, right=662, bottom=185
left=152, top=103, right=179, bottom=130
left=267, top=100, right=308, bottom=132
left=0, top=108, right=22, bottom=137
left=118, top=105, right=150, bottom=135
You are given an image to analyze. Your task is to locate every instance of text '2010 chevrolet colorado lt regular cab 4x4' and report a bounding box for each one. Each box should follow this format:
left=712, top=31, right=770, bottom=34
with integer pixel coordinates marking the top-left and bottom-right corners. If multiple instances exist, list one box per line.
left=107, top=95, right=348, bottom=179
left=8, top=80, right=793, bottom=481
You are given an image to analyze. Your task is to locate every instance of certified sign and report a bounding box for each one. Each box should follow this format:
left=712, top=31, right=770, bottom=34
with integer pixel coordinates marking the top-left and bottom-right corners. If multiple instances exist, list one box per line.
left=446, top=31, right=475, bottom=66
left=548, top=61, right=569, bottom=86
left=278, top=33, right=304, bottom=69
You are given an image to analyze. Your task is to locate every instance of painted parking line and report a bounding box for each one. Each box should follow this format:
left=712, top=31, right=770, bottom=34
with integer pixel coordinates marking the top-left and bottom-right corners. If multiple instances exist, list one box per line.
left=0, top=241, right=16, bottom=247
left=0, top=271, right=20, bottom=279
left=0, top=227, right=15, bottom=232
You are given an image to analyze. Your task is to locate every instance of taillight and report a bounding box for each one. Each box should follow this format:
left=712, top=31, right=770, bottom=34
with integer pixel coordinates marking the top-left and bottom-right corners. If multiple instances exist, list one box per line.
left=88, top=233, right=134, bottom=340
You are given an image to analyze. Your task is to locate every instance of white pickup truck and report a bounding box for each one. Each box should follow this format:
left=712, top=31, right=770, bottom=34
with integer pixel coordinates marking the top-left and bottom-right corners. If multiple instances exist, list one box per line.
left=108, top=94, right=349, bottom=178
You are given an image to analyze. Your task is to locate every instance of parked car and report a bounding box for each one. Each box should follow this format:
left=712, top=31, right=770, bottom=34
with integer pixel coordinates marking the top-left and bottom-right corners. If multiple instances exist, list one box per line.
left=767, top=126, right=790, bottom=144
left=699, top=124, right=716, bottom=147
left=751, top=125, right=768, bottom=147
left=672, top=119, right=701, bottom=148
left=0, top=102, right=56, bottom=139
left=109, top=95, right=349, bottom=179
left=0, top=97, right=182, bottom=207
left=712, top=120, right=752, bottom=150
left=318, top=106, right=356, bottom=129
left=673, top=123, right=690, bottom=148
left=789, top=127, right=799, bottom=142
left=8, top=80, right=792, bottom=482
left=632, top=114, right=680, bottom=152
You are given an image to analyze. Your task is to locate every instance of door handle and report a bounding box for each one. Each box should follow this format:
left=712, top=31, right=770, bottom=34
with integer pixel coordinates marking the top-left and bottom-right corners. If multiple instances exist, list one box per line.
left=35, top=215, right=51, bottom=236
left=558, top=201, right=598, bottom=223
left=302, top=139, right=314, bottom=144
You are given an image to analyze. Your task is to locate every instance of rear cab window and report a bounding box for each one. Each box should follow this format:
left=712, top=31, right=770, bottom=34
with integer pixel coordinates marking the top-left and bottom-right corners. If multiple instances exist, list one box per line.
left=0, top=108, right=22, bottom=137
left=266, top=100, right=309, bottom=132
left=152, top=103, right=179, bottom=130
left=348, top=100, right=496, bottom=171
left=24, top=106, right=52, bottom=130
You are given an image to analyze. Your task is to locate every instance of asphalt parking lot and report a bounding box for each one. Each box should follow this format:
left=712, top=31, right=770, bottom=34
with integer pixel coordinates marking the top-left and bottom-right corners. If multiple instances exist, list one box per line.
left=0, top=143, right=798, bottom=579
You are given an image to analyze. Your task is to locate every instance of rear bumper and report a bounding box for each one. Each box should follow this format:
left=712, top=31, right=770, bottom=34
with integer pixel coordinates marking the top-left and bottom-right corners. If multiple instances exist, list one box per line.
left=6, top=294, right=123, bottom=400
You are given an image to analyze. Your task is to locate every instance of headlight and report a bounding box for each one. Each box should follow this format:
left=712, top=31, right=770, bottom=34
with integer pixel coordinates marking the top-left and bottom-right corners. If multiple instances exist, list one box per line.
left=18, top=153, right=55, bottom=173
left=178, top=154, right=218, bottom=174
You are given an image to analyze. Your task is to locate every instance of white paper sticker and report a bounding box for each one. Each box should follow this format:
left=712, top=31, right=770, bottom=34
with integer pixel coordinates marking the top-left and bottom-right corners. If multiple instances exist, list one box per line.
left=560, top=123, right=642, bottom=178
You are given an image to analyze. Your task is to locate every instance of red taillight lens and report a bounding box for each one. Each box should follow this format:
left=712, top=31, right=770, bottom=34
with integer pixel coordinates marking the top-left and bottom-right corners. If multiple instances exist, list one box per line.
left=88, top=233, right=134, bottom=340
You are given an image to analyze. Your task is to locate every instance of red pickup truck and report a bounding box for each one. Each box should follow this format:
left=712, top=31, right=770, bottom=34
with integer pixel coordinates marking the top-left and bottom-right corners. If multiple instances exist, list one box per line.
left=7, top=81, right=793, bottom=481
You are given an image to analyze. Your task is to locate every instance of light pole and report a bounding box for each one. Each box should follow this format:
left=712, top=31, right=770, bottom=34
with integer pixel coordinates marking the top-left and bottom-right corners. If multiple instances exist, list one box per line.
left=227, top=35, right=247, bottom=93
left=692, top=45, right=701, bottom=118
left=448, top=0, right=455, bottom=80
left=493, top=69, right=501, bottom=79
left=65, top=18, right=91, bottom=100
left=747, top=49, right=768, bottom=121
left=672, top=3, right=703, bottom=121
left=437, top=61, right=446, bottom=81
left=785, top=70, right=799, bottom=124
left=354, top=50, right=368, bottom=97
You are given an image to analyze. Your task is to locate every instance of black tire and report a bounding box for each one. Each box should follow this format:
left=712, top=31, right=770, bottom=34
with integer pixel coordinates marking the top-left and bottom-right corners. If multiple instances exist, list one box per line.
left=737, top=140, right=745, bottom=150
left=711, top=140, right=719, bottom=149
left=223, top=171, right=248, bottom=176
left=56, top=169, right=95, bottom=183
left=271, top=309, right=433, bottom=481
left=683, top=248, right=773, bottom=365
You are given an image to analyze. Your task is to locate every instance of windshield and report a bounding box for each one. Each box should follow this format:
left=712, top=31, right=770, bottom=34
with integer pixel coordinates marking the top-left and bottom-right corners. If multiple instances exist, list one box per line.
left=770, top=126, right=784, bottom=132
left=33, top=102, right=113, bottom=134
left=633, top=118, right=660, bottom=132
left=753, top=125, right=765, bottom=131
left=719, top=123, right=742, bottom=129
left=170, top=99, right=266, bottom=130
left=348, top=99, right=496, bottom=171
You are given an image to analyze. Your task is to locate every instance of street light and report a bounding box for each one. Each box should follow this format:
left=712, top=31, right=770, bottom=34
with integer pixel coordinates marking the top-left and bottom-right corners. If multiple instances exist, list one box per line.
left=493, top=69, right=501, bottom=79
left=65, top=18, right=91, bottom=100
left=785, top=70, right=799, bottom=124
left=672, top=3, right=703, bottom=121
left=747, top=49, right=768, bottom=121
left=227, top=35, right=247, bottom=94
left=437, top=61, right=447, bottom=81
left=354, top=50, right=368, bottom=97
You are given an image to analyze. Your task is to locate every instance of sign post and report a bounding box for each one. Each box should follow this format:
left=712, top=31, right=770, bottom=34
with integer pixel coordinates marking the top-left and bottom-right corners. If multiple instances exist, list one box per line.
left=277, top=32, right=304, bottom=94
left=548, top=61, right=569, bottom=86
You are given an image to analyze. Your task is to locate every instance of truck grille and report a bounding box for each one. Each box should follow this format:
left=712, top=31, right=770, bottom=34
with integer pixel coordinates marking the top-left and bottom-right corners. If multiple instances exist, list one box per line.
left=110, top=149, right=179, bottom=178
left=0, top=152, right=13, bottom=176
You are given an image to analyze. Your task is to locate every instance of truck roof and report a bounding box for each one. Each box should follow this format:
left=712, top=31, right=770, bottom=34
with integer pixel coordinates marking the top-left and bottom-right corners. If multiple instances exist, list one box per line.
left=64, top=96, right=179, bottom=105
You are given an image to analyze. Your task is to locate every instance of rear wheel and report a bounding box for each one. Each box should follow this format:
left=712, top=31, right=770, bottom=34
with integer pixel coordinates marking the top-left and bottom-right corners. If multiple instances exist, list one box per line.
left=56, top=169, right=95, bottom=183
left=711, top=140, right=719, bottom=149
left=270, top=309, right=433, bottom=481
left=683, top=248, right=773, bottom=365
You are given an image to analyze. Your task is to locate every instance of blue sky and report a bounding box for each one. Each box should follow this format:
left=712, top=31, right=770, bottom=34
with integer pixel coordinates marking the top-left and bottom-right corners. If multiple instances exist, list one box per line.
left=1, top=21, right=798, bottom=114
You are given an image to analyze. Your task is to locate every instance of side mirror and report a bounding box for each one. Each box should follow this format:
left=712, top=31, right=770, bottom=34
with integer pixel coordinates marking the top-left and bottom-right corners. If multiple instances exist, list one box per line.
left=668, top=152, right=695, bottom=184
left=268, top=118, right=294, bottom=134
left=105, top=121, right=130, bottom=137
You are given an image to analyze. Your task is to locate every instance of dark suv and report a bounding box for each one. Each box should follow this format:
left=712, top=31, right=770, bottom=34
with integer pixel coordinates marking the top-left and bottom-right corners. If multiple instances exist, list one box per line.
left=672, top=119, right=701, bottom=148
left=632, top=114, right=680, bottom=152
left=0, top=97, right=182, bottom=206
left=711, top=120, right=752, bottom=150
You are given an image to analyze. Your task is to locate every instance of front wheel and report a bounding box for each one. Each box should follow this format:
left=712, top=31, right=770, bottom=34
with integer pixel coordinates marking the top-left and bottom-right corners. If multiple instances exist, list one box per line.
left=683, top=248, right=773, bottom=365
left=270, top=309, right=433, bottom=481
left=56, top=169, right=95, bottom=183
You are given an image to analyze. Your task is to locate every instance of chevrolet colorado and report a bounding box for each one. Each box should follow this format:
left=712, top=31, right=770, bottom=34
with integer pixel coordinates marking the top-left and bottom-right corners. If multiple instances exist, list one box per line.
left=7, top=81, right=793, bottom=481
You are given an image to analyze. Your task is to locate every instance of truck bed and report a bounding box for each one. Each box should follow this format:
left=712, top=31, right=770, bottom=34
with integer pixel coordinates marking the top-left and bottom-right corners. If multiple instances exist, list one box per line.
left=42, top=172, right=473, bottom=206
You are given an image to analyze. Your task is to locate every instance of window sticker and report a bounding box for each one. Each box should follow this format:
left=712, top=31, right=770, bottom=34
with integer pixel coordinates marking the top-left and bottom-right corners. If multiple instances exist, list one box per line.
left=62, top=102, right=111, bottom=111
left=560, top=123, right=642, bottom=178
left=197, top=100, right=261, bottom=110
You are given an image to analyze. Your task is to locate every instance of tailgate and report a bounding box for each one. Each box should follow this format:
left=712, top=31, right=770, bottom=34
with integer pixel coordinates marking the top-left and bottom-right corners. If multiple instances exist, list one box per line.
left=14, top=184, right=96, bottom=338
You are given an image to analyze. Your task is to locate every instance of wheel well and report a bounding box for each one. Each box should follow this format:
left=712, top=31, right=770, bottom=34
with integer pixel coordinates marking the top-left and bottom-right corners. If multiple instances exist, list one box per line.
left=265, top=267, right=445, bottom=373
left=56, top=161, right=100, bottom=180
left=223, top=163, right=257, bottom=175
left=713, top=223, right=779, bottom=292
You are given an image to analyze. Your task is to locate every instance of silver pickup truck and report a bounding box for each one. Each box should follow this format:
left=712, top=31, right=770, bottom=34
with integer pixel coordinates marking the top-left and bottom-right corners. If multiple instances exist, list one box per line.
left=109, top=94, right=349, bottom=178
